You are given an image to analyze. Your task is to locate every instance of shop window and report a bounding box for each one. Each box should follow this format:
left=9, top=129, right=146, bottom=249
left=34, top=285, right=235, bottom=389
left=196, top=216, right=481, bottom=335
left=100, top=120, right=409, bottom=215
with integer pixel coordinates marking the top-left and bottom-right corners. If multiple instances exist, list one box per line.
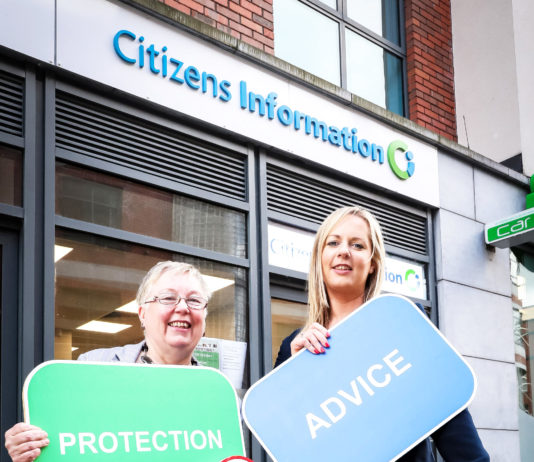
left=56, top=163, right=247, bottom=258
left=54, top=228, right=249, bottom=388
left=273, top=0, right=405, bottom=115
left=58, top=175, right=122, bottom=228
left=0, top=145, right=22, bottom=206
left=271, top=298, right=308, bottom=366
left=511, top=249, right=534, bottom=416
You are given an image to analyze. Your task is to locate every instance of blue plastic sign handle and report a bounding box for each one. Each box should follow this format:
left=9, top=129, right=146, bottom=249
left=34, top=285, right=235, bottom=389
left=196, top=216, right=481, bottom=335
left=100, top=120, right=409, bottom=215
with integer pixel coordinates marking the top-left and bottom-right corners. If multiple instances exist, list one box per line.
left=243, top=295, right=476, bottom=462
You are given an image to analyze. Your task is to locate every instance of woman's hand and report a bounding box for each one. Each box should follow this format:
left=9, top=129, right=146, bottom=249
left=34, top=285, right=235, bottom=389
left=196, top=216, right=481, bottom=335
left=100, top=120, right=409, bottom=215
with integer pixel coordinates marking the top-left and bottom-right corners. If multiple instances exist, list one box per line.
left=290, top=322, right=330, bottom=356
left=5, top=422, right=49, bottom=462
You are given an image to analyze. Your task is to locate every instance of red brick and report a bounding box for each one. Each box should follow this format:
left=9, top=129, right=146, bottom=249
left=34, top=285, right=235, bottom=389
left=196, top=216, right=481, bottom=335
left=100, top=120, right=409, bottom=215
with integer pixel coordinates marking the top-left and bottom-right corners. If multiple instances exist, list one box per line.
left=165, top=1, right=191, bottom=14
left=205, top=7, right=229, bottom=24
left=241, top=16, right=263, bottom=33
left=252, top=30, right=273, bottom=46
left=252, top=12, right=273, bottom=29
left=241, top=0, right=262, bottom=16
left=191, top=11, right=216, bottom=27
left=195, top=0, right=216, bottom=8
left=216, top=4, right=241, bottom=22
left=229, top=19, right=253, bottom=36
left=405, top=0, right=456, bottom=140
left=177, top=0, right=204, bottom=13
left=229, top=1, right=252, bottom=18
left=240, top=34, right=264, bottom=49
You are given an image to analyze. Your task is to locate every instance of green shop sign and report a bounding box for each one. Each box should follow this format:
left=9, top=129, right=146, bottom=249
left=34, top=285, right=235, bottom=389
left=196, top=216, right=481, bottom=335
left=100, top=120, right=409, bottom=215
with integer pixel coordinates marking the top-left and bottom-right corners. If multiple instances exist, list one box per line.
left=485, top=209, right=534, bottom=248
left=23, top=361, right=246, bottom=461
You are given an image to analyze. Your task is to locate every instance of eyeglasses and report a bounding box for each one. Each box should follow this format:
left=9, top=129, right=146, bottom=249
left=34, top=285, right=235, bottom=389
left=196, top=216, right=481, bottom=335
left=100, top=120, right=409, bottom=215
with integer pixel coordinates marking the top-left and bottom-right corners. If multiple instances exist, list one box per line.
left=144, top=293, right=208, bottom=310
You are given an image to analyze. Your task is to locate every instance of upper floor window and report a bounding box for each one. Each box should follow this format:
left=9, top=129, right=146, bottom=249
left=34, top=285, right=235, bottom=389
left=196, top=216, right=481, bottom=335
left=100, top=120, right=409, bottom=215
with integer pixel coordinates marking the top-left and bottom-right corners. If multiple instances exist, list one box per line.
left=273, top=0, right=405, bottom=116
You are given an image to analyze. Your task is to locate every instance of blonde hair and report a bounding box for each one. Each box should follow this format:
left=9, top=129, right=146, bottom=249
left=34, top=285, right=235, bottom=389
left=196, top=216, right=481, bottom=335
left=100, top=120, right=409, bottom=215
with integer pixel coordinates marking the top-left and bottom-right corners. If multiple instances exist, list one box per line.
left=306, top=206, right=385, bottom=329
left=136, top=261, right=211, bottom=306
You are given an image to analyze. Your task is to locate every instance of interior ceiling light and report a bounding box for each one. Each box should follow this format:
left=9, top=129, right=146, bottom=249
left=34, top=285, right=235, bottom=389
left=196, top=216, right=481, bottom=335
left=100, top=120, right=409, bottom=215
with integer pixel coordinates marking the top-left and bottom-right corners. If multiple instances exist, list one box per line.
left=76, top=320, right=131, bottom=334
left=54, top=245, right=73, bottom=262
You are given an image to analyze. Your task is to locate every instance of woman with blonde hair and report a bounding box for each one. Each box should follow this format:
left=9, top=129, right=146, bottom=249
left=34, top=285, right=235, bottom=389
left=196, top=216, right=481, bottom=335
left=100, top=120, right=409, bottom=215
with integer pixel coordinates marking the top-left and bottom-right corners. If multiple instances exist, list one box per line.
left=274, top=206, right=488, bottom=461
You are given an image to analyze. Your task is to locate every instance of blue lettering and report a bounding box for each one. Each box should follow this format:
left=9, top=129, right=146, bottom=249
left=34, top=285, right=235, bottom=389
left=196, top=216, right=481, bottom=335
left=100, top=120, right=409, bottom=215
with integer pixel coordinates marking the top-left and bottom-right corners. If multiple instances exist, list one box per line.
left=240, top=81, right=247, bottom=109
left=113, top=30, right=136, bottom=64
left=342, top=127, right=352, bottom=151
left=386, top=271, right=403, bottom=284
left=170, top=58, right=184, bottom=84
left=146, top=44, right=160, bottom=74
left=372, top=144, right=385, bottom=164
left=351, top=129, right=358, bottom=153
left=328, top=126, right=342, bottom=146
left=161, top=47, right=168, bottom=77
left=294, top=110, right=306, bottom=130
left=138, top=36, right=145, bottom=68
left=249, top=92, right=266, bottom=116
left=305, top=116, right=328, bottom=141
left=277, top=106, right=293, bottom=126
left=265, top=92, right=278, bottom=120
left=184, top=66, right=201, bottom=89
left=358, top=139, right=371, bottom=158
left=219, top=81, right=232, bottom=102
left=112, top=30, right=416, bottom=173
left=202, top=72, right=218, bottom=97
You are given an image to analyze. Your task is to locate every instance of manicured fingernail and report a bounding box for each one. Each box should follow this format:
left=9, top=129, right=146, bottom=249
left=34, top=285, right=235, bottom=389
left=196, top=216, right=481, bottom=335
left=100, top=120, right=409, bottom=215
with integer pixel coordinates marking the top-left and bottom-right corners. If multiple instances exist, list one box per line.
left=314, top=349, right=320, bottom=354
left=325, top=342, right=330, bottom=348
left=320, top=347, right=325, bottom=353
left=326, top=332, right=331, bottom=338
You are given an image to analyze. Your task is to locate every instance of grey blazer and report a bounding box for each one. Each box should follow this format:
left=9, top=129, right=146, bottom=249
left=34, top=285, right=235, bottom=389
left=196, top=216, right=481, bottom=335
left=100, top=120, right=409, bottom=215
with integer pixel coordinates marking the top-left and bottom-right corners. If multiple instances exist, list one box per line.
left=77, top=341, right=144, bottom=363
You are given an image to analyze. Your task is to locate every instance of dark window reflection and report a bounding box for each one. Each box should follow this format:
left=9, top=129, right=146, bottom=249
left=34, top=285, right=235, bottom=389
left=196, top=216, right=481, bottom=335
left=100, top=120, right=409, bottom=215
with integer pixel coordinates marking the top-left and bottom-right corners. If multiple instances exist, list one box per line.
left=0, top=145, right=22, bottom=206
left=56, top=162, right=247, bottom=258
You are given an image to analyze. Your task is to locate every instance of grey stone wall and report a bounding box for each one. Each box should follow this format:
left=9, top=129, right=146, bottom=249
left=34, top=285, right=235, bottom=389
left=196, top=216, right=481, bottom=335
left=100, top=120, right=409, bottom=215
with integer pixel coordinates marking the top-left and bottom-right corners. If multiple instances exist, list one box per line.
left=435, top=151, right=526, bottom=461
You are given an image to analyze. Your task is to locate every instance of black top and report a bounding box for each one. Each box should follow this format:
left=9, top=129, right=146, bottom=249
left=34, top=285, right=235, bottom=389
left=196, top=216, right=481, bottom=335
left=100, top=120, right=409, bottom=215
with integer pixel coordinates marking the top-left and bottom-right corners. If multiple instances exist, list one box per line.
left=275, top=330, right=490, bottom=462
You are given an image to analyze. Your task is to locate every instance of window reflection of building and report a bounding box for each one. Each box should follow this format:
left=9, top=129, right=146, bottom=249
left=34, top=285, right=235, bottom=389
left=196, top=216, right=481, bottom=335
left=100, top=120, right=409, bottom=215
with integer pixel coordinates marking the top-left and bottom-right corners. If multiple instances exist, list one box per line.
left=511, top=250, right=533, bottom=416
left=273, top=0, right=405, bottom=115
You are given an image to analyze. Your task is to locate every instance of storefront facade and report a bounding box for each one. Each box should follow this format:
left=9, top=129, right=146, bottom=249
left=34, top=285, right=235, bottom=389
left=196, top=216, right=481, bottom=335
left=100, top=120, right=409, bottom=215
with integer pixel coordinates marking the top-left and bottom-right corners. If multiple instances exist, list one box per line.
left=0, top=1, right=529, bottom=460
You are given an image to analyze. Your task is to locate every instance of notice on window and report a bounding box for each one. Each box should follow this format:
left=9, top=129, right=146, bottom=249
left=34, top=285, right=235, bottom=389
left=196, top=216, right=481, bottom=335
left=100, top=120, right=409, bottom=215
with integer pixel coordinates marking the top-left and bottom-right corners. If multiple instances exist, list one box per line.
left=195, top=337, right=247, bottom=390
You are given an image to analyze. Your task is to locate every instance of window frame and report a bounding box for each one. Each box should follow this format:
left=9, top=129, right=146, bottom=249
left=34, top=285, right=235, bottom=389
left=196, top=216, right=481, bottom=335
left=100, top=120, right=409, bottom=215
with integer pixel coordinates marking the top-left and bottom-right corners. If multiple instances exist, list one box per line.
left=275, top=0, right=408, bottom=116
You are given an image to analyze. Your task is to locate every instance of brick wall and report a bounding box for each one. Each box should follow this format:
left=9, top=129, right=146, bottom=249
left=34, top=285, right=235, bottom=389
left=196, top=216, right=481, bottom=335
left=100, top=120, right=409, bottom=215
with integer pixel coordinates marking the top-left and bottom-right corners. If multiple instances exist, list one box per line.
left=161, top=0, right=274, bottom=53
left=405, top=0, right=457, bottom=141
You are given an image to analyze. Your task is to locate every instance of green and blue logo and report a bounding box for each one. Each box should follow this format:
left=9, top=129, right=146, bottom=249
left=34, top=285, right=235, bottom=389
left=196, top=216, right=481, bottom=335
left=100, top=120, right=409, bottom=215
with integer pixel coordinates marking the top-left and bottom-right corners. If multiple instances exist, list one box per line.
left=404, top=269, right=421, bottom=291
left=388, top=140, right=415, bottom=180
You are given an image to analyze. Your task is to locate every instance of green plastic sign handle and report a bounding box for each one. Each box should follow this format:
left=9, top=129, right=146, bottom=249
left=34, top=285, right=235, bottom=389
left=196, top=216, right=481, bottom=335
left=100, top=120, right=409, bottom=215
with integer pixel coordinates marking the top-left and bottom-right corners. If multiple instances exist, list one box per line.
left=23, top=361, right=246, bottom=461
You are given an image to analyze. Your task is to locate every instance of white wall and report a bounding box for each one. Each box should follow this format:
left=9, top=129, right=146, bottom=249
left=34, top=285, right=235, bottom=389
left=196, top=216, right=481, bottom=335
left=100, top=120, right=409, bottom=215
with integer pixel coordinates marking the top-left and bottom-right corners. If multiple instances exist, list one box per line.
left=511, top=0, right=534, bottom=177
left=452, top=0, right=534, bottom=176
left=451, top=0, right=520, bottom=163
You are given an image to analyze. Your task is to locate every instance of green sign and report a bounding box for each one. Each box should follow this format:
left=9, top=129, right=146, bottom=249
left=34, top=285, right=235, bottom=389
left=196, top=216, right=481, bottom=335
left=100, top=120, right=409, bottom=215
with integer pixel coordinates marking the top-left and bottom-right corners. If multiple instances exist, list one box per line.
left=23, top=361, right=246, bottom=461
left=485, top=209, right=534, bottom=248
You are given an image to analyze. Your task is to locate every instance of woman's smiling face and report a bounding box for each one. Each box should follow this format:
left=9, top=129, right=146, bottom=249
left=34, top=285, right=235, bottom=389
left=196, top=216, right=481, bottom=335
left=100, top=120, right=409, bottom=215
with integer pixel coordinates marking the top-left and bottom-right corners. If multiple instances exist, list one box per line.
left=139, top=270, right=207, bottom=362
left=321, top=214, right=375, bottom=301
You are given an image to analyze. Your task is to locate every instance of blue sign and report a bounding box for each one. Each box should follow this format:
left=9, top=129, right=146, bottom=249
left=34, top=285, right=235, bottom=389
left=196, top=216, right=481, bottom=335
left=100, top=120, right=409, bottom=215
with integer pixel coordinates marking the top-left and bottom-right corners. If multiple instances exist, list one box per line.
left=243, top=295, right=476, bottom=462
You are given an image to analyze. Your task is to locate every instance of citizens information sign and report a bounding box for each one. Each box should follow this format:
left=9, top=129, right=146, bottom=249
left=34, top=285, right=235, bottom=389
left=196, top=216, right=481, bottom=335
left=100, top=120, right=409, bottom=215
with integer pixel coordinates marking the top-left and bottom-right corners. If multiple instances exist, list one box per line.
left=243, top=295, right=476, bottom=462
left=23, top=363, right=246, bottom=461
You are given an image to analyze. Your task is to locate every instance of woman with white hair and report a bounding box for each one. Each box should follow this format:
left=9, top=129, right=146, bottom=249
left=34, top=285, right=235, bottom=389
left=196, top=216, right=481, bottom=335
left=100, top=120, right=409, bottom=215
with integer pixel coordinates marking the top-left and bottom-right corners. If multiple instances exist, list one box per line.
left=274, top=206, right=489, bottom=461
left=5, top=261, right=211, bottom=462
